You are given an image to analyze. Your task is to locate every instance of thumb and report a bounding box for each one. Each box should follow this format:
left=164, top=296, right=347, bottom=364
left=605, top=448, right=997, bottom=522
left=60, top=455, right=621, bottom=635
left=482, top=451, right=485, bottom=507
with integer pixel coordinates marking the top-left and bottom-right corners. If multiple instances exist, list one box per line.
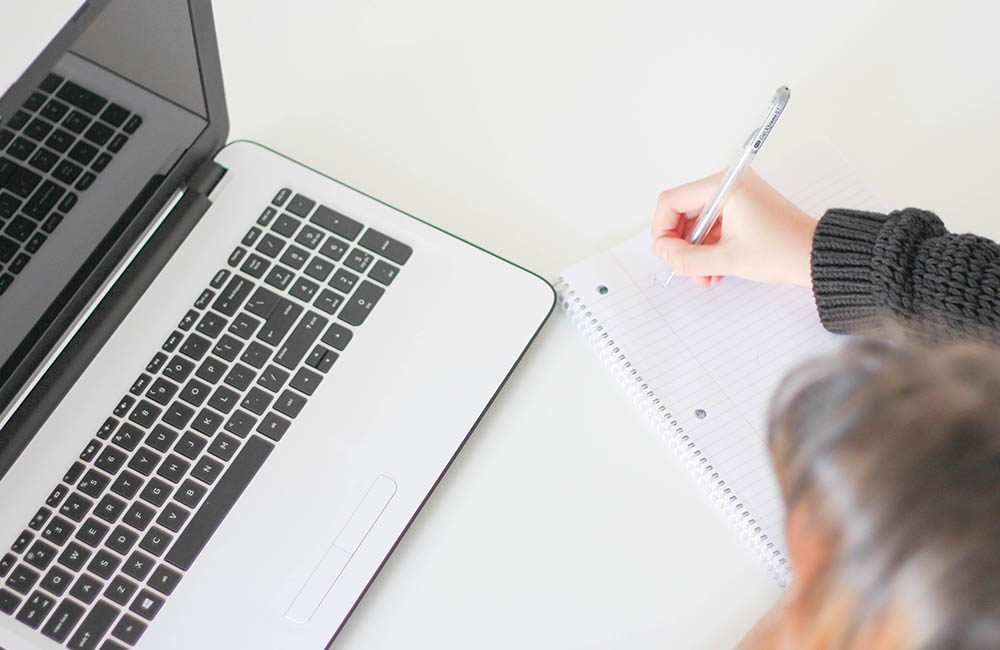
left=653, top=236, right=731, bottom=278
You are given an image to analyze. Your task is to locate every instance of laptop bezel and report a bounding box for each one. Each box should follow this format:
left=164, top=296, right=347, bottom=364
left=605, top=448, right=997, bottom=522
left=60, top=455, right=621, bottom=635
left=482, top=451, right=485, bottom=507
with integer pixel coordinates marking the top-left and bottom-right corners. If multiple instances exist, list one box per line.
left=0, top=0, right=230, bottom=475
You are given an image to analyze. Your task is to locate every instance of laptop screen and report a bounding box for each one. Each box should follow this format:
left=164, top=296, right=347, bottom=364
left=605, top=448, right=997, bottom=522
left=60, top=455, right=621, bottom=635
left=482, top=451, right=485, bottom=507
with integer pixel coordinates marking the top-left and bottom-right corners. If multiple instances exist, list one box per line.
left=0, top=0, right=213, bottom=413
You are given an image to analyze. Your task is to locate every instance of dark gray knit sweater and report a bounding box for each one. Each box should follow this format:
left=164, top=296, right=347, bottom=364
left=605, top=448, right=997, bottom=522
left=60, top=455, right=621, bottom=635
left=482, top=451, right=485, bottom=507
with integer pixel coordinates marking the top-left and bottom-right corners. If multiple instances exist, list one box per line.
left=811, top=208, right=1000, bottom=342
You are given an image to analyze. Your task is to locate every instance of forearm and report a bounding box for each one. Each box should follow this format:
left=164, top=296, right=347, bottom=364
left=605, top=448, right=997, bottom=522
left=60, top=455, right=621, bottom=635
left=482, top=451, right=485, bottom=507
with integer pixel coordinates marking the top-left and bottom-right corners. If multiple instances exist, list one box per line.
left=811, top=208, right=1000, bottom=341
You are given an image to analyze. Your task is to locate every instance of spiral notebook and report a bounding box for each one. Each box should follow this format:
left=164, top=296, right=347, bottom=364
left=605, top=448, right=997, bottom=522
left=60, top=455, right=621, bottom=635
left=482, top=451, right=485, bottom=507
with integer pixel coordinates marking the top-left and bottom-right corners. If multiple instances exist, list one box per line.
left=556, top=141, right=884, bottom=585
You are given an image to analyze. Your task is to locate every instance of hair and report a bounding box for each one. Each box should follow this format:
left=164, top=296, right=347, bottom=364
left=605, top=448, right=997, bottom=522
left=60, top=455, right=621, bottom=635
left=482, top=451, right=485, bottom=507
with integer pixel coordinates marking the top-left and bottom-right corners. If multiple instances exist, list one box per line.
left=767, top=339, right=1000, bottom=650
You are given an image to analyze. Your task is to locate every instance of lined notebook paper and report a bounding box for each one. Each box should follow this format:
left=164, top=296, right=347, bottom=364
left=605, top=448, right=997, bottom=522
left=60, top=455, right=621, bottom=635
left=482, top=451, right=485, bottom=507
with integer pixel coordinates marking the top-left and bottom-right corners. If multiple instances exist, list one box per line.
left=557, top=141, right=884, bottom=584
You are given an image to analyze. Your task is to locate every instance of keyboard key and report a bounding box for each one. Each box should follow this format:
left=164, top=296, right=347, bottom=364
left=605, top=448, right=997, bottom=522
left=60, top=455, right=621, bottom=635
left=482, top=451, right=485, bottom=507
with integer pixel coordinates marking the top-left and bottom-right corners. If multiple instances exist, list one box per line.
left=123, top=114, right=143, bottom=134
left=239, top=252, right=267, bottom=278
left=272, top=188, right=291, bottom=206
left=112, top=612, right=147, bottom=645
left=156, top=502, right=190, bottom=533
left=146, top=352, right=167, bottom=374
left=0, top=588, right=20, bottom=615
left=279, top=244, right=309, bottom=269
left=94, top=494, right=128, bottom=524
left=257, top=364, right=289, bottom=392
left=274, top=390, right=307, bottom=418
left=368, top=259, right=399, bottom=285
left=69, top=573, right=101, bottom=604
left=0, top=553, right=15, bottom=576
left=23, top=91, right=46, bottom=111
left=210, top=268, right=231, bottom=289
left=224, top=410, right=256, bottom=438
left=97, top=417, right=119, bottom=440
left=60, top=189, right=78, bottom=212
left=228, top=312, right=260, bottom=339
left=0, top=236, right=17, bottom=263
left=304, top=257, right=335, bottom=283
left=191, top=408, right=223, bottom=436
left=139, top=527, right=172, bottom=557
left=286, top=193, right=316, bottom=217
left=192, top=455, right=225, bottom=485
left=295, top=224, right=325, bottom=249
left=40, top=597, right=84, bottom=642
left=212, top=274, right=254, bottom=316
left=163, top=355, right=195, bottom=383
left=0, top=191, right=20, bottom=218
left=122, top=552, right=154, bottom=581
left=311, top=204, right=363, bottom=240
left=80, top=439, right=102, bottom=462
left=128, top=400, right=161, bottom=428
left=57, top=541, right=90, bottom=571
left=312, top=348, right=336, bottom=373
left=94, top=445, right=128, bottom=475
left=146, top=377, right=179, bottom=406
left=24, top=539, right=57, bottom=571
left=75, top=518, right=110, bottom=548
left=15, top=590, right=54, bottom=629
left=39, top=565, right=72, bottom=596
left=8, top=110, right=31, bottom=130
left=275, top=311, right=327, bottom=370
left=77, top=468, right=110, bottom=498
left=106, top=525, right=139, bottom=556
left=256, top=413, right=291, bottom=441
left=24, top=118, right=53, bottom=141
left=45, top=485, right=69, bottom=510
left=174, top=432, right=207, bottom=460
left=3, top=159, right=42, bottom=197
left=110, top=471, right=143, bottom=500
left=289, top=367, right=323, bottom=396
left=156, top=454, right=190, bottom=484
left=53, top=159, right=83, bottom=184
left=40, top=73, right=64, bottom=92
left=68, top=599, right=119, bottom=648
left=45, top=127, right=73, bottom=152
left=107, top=133, right=128, bottom=152
left=271, top=212, right=299, bottom=237
left=179, top=333, right=212, bottom=361
left=62, top=109, right=90, bottom=134
left=161, top=401, right=195, bottom=430
left=12, top=529, right=33, bottom=553
left=245, top=285, right=281, bottom=318
left=139, top=478, right=173, bottom=508
left=344, top=247, right=374, bottom=273
left=25, top=513, right=50, bottom=536
left=84, top=121, right=114, bottom=146
left=240, top=387, right=272, bottom=415
left=175, top=479, right=207, bottom=509
left=129, top=373, right=152, bottom=395
left=128, top=447, right=162, bottom=476
left=165, top=435, right=274, bottom=571
left=92, top=151, right=113, bottom=171
left=264, top=264, right=294, bottom=290
left=105, top=575, right=138, bottom=606
left=207, top=385, right=240, bottom=413
left=57, top=81, right=107, bottom=114
left=196, top=356, right=229, bottom=384
left=6, top=564, right=39, bottom=595
left=329, top=268, right=358, bottom=294
left=64, top=461, right=87, bottom=484
left=144, top=425, right=179, bottom=454
left=289, top=276, right=319, bottom=302
left=256, top=232, right=285, bottom=258
left=359, top=228, right=413, bottom=264
left=318, top=235, right=349, bottom=261
left=212, top=334, right=244, bottom=362
left=224, top=363, right=255, bottom=391
left=257, top=299, right=302, bottom=345
left=41, top=97, right=69, bottom=120
left=229, top=246, right=247, bottom=267
left=257, top=206, right=277, bottom=226
left=123, top=502, right=156, bottom=532
left=338, top=280, right=385, bottom=326
left=28, top=147, right=58, bottom=173
left=321, top=323, right=353, bottom=351
left=130, top=588, right=164, bottom=621
left=314, top=288, right=344, bottom=315
left=9, top=252, right=30, bottom=273
left=69, top=140, right=98, bottom=165
left=240, top=341, right=271, bottom=369
left=59, top=493, right=93, bottom=522
left=5, top=215, right=36, bottom=242
left=8, top=136, right=36, bottom=160
left=76, top=171, right=96, bottom=191
left=241, top=226, right=262, bottom=246
left=0, top=128, right=11, bottom=148
left=100, top=103, right=130, bottom=127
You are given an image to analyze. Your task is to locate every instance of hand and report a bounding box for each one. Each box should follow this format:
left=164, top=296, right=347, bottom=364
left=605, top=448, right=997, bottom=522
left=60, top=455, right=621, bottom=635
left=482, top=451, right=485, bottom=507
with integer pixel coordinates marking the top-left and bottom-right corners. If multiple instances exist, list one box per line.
left=651, top=169, right=817, bottom=287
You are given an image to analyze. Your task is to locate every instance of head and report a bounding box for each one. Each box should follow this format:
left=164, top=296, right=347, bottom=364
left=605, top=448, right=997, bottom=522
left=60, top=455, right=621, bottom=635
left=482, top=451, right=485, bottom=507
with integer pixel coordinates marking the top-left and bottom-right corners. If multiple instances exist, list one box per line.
left=767, top=339, right=1000, bottom=650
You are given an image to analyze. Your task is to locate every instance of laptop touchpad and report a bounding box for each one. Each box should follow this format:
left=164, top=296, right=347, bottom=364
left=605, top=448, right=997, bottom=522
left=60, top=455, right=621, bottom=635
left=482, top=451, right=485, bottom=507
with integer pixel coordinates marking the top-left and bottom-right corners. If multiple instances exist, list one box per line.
left=285, top=475, right=397, bottom=624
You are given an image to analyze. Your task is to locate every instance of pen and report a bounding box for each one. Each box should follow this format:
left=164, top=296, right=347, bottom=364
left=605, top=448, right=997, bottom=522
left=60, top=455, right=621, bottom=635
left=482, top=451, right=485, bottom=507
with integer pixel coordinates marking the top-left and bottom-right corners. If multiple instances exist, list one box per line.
left=662, top=85, right=790, bottom=288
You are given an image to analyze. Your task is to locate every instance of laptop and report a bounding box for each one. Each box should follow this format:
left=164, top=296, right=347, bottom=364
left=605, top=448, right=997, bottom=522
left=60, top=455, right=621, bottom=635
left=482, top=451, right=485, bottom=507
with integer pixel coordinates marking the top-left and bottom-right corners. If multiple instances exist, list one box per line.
left=0, top=1, right=554, bottom=648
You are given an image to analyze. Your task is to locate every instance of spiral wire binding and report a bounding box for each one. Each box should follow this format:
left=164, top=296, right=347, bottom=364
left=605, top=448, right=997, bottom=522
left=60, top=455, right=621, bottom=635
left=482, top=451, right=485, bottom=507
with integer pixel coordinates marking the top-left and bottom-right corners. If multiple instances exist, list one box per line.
left=556, top=278, right=790, bottom=587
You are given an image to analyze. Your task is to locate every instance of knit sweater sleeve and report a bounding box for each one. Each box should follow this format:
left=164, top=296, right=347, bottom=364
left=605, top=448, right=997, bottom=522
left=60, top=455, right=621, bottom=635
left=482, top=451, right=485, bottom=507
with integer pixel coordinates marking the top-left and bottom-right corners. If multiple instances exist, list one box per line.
left=810, top=207, right=1000, bottom=340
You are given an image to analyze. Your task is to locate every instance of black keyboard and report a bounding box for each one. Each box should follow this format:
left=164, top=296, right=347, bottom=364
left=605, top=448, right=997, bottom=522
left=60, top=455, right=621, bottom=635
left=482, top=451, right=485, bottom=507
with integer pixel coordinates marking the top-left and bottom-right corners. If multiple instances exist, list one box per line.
left=0, top=73, right=143, bottom=295
left=0, top=188, right=411, bottom=649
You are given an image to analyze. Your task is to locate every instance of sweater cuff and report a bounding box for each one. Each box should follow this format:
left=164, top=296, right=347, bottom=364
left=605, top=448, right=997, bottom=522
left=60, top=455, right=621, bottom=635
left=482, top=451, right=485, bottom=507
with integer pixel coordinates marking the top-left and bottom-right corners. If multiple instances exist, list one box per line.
left=810, top=209, right=892, bottom=334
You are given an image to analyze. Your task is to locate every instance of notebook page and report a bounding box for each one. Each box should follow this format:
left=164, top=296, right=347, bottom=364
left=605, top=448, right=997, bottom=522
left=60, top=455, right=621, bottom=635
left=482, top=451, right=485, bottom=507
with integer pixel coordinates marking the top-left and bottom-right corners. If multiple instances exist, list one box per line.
left=559, top=140, right=884, bottom=576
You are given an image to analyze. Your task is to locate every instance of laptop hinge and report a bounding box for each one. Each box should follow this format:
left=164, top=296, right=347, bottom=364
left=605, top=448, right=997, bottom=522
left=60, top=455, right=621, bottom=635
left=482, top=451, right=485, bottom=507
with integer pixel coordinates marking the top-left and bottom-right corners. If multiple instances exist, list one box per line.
left=186, top=159, right=228, bottom=197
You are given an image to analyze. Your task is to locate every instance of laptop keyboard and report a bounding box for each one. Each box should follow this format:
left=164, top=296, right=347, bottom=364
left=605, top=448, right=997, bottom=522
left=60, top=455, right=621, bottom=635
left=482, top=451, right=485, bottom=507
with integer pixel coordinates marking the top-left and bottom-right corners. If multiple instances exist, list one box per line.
left=0, top=188, right=411, bottom=649
left=0, top=73, right=143, bottom=295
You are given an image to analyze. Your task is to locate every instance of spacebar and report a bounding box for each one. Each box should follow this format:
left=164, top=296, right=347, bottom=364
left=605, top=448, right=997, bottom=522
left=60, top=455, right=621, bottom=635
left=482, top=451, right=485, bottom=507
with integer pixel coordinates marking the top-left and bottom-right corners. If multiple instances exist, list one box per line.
left=165, top=435, right=274, bottom=570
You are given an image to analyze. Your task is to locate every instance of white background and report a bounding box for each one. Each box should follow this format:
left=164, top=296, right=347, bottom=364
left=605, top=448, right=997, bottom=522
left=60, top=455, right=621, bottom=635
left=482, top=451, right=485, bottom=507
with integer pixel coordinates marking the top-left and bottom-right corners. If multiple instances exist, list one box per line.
left=221, top=1, right=998, bottom=648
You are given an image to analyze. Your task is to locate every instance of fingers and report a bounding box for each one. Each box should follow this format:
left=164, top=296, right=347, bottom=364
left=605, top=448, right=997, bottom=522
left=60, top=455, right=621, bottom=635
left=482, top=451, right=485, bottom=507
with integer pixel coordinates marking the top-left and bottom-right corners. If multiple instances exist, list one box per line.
left=653, top=236, right=731, bottom=279
left=651, top=172, right=724, bottom=240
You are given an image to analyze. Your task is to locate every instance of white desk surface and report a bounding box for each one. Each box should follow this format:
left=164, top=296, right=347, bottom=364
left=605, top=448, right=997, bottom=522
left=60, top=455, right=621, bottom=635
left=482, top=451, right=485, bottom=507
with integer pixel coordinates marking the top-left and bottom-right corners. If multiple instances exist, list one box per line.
left=230, top=1, right=996, bottom=648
